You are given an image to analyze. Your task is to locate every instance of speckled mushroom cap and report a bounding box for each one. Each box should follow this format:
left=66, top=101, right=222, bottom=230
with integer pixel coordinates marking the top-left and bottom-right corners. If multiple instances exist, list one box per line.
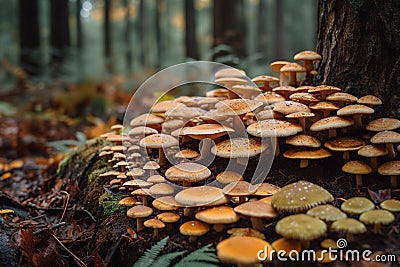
left=341, top=197, right=375, bottom=214
left=290, top=93, right=320, bottom=103
left=308, top=85, right=341, bottom=95
left=357, top=95, right=382, bottom=106
left=306, top=204, right=347, bottom=222
left=286, top=111, right=315, bottom=120
left=283, top=148, right=331, bottom=160
left=337, top=104, right=375, bottom=116
left=378, top=161, right=400, bottom=175
left=165, top=106, right=206, bottom=119
left=180, top=220, right=210, bottom=236
left=309, top=101, right=340, bottom=112
left=216, top=171, right=244, bottom=184
left=182, top=124, right=234, bottom=140
left=310, top=116, right=354, bottom=131
left=286, top=134, right=321, bottom=148
left=174, top=149, right=199, bottom=159
left=152, top=196, right=180, bottom=211
left=234, top=200, right=278, bottom=219
left=217, top=236, right=273, bottom=265
left=380, top=199, right=400, bottom=213
left=272, top=85, right=297, bottom=95
left=165, top=162, right=211, bottom=183
left=342, top=160, right=372, bottom=175
left=359, top=209, right=395, bottom=226
left=215, top=68, right=246, bottom=79
left=231, top=84, right=262, bottom=96
left=128, top=126, right=158, bottom=137
left=139, top=133, right=178, bottom=149
left=325, top=137, right=366, bottom=151
left=123, top=179, right=152, bottom=188
left=253, top=183, right=281, bottom=196
left=222, top=181, right=258, bottom=196
left=130, top=113, right=164, bottom=127
left=275, top=214, right=327, bottom=241
left=254, top=91, right=285, bottom=104
left=195, top=206, right=240, bottom=224
left=175, top=186, right=229, bottom=207
left=326, top=92, right=358, bottom=103
left=247, top=119, right=302, bottom=137
left=271, top=180, right=334, bottom=213
left=211, top=137, right=267, bottom=158
left=273, top=101, right=310, bottom=115
left=151, top=100, right=185, bottom=113
left=371, top=131, right=400, bottom=144
left=294, top=50, right=322, bottom=61
left=216, top=99, right=263, bottom=116
left=118, top=197, right=137, bottom=207
left=126, top=205, right=153, bottom=218
left=357, top=145, right=388, bottom=158
left=252, top=75, right=280, bottom=83
left=143, top=161, right=160, bottom=170
left=366, top=118, right=400, bottom=132
left=331, top=218, right=366, bottom=235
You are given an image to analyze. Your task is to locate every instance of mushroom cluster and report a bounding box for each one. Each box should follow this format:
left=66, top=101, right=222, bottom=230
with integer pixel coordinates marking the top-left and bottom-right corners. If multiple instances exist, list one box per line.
left=95, top=50, right=399, bottom=265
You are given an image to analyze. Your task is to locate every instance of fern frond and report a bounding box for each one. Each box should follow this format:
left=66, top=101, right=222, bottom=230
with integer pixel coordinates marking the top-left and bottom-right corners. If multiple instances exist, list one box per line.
left=152, top=250, right=186, bottom=267
left=173, top=244, right=219, bottom=267
left=133, top=237, right=169, bottom=267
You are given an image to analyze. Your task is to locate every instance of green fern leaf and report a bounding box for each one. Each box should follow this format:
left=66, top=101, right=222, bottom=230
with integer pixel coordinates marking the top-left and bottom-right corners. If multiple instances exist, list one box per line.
left=132, top=237, right=169, bottom=267
left=152, top=250, right=187, bottom=267
left=173, top=244, right=219, bottom=267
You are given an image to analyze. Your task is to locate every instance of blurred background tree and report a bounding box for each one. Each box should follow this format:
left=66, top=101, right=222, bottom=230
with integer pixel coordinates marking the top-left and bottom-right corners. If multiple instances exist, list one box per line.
left=0, top=0, right=317, bottom=87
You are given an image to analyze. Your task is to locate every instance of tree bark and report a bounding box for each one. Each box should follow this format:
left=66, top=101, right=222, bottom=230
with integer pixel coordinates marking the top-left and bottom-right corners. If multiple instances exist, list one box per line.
left=316, top=0, right=400, bottom=117
left=185, top=0, right=199, bottom=60
left=18, top=0, right=41, bottom=76
left=104, top=0, right=111, bottom=58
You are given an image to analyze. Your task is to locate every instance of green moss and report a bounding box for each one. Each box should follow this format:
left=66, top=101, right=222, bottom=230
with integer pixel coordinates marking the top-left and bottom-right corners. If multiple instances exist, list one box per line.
left=87, top=159, right=113, bottom=191
left=99, top=193, right=125, bottom=217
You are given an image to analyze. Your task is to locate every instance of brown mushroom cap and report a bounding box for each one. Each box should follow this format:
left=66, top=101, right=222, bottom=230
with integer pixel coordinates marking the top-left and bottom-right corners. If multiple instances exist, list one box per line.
left=283, top=148, right=331, bottom=160
left=144, top=218, right=165, bottom=230
left=211, top=137, right=268, bottom=159
left=276, top=214, right=327, bottom=241
left=359, top=209, right=395, bottom=226
left=309, top=101, right=340, bottom=113
left=325, top=137, right=366, bottom=152
left=152, top=196, right=180, bottom=211
left=182, top=124, right=234, bottom=140
left=231, top=84, right=262, bottom=98
left=273, top=101, right=310, bottom=115
left=306, top=204, right=347, bottom=222
left=308, top=85, right=341, bottom=95
left=270, top=61, right=291, bottom=72
left=147, top=175, right=166, bottom=183
left=157, top=212, right=180, bottom=223
left=341, top=197, right=375, bottom=215
left=180, top=220, right=210, bottom=237
left=310, top=116, right=354, bottom=132
left=222, top=181, right=258, bottom=197
left=216, top=171, right=244, bottom=184
left=294, top=50, right=322, bottom=61
left=280, top=62, right=306, bottom=73
left=217, top=236, right=273, bottom=265
left=139, top=133, right=178, bottom=149
left=331, top=218, right=367, bottom=235
left=371, top=131, right=400, bottom=144
left=366, top=118, right=400, bottom=132
left=149, top=183, right=174, bottom=196
left=174, top=149, right=199, bottom=159
left=215, top=68, right=246, bottom=79
left=286, top=134, right=321, bottom=148
left=378, top=161, right=400, bottom=186
left=127, top=205, right=153, bottom=218
left=195, top=206, right=240, bottom=225
left=118, top=197, right=138, bottom=207
left=337, top=104, right=375, bottom=116
left=130, top=113, right=164, bottom=127
left=247, top=119, right=302, bottom=137
left=165, top=162, right=211, bottom=184
left=357, top=95, right=382, bottom=106
left=254, top=91, right=285, bottom=104
left=358, top=145, right=388, bottom=158
left=128, top=126, right=158, bottom=137
left=252, top=183, right=281, bottom=196
left=271, top=180, right=334, bottom=213
left=342, top=160, right=372, bottom=175
left=380, top=199, right=400, bottom=213
left=326, top=92, right=358, bottom=103
left=151, top=100, right=185, bottom=113
left=234, top=200, right=278, bottom=219
left=290, top=93, right=320, bottom=103
left=216, top=99, right=263, bottom=116
left=175, top=186, right=229, bottom=207
left=272, top=238, right=301, bottom=257
left=143, top=161, right=160, bottom=171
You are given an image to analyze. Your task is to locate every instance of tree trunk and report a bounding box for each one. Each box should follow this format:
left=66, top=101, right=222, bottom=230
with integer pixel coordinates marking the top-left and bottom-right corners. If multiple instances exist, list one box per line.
left=104, top=0, right=111, bottom=58
left=76, top=0, right=83, bottom=48
left=18, top=0, right=41, bottom=76
left=316, top=0, right=400, bottom=117
left=274, top=0, right=285, bottom=59
left=185, top=0, right=198, bottom=60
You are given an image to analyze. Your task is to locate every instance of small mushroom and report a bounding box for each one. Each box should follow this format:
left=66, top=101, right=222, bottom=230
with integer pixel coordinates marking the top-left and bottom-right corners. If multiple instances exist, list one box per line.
left=380, top=199, right=400, bottom=213
left=157, top=212, right=180, bottom=231
left=325, top=137, right=365, bottom=160
left=234, top=200, right=278, bottom=231
left=143, top=161, right=160, bottom=176
left=195, top=206, right=240, bottom=232
left=357, top=145, right=388, bottom=172
left=337, top=104, right=374, bottom=129
left=126, top=205, right=153, bottom=231
left=306, top=204, right=347, bottom=224
left=165, top=162, right=211, bottom=187
left=371, top=131, right=400, bottom=158
left=179, top=220, right=209, bottom=242
left=283, top=148, right=331, bottom=168
left=222, top=181, right=257, bottom=204
left=359, top=209, right=395, bottom=234
left=341, top=197, right=374, bottom=215
left=366, top=118, right=400, bottom=132
left=139, top=134, right=178, bottom=166
left=331, top=218, right=366, bottom=242
left=144, top=218, right=165, bottom=236
left=342, top=160, right=372, bottom=187
left=378, top=160, right=400, bottom=187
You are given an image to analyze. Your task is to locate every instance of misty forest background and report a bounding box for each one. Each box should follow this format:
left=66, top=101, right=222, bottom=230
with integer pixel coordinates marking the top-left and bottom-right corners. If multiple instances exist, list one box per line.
left=0, top=0, right=317, bottom=90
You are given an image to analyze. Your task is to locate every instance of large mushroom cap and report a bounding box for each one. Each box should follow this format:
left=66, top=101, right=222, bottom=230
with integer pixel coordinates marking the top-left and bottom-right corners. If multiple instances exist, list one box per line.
left=378, top=161, right=400, bottom=176
left=366, top=118, right=400, bottom=132
left=357, top=95, right=382, bottom=106
left=270, top=61, right=291, bottom=72
left=216, top=99, right=263, bottom=116
left=215, top=68, right=246, bottom=79
left=326, top=92, right=358, bottom=103
left=126, top=205, right=153, bottom=218
left=165, top=162, right=211, bottom=183
left=254, top=91, right=285, bottom=104
left=151, top=100, right=185, bottom=113
left=139, top=133, right=178, bottom=149
left=306, top=204, right=347, bottom=222
left=222, top=181, right=258, bottom=196
left=380, top=199, right=400, bottom=213
left=175, top=186, right=229, bottom=207
left=271, top=180, right=334, bottom=213
left=310, top=116, right=354, bottom=131
left=211, top=137, right=268, bottom=159
left=217, top=236, right=273, bottom=265
left=130, top=113, right=164, bottom=127
left=234, top=200, right=278, bottom=219
left=216, top=171, right=244, bottom=184
left=247, top=119, right=302, bottom=137
left=273, top=101, right=310, bottom=115
left=276, top=214, right=327, bottom=241
left=280, top=62, right=306, bottom=73
left=195, top=206, right=240, bottom=225
left=341, top=197, right=375, bottom=215
left=357, top=145, right=388, bottom=158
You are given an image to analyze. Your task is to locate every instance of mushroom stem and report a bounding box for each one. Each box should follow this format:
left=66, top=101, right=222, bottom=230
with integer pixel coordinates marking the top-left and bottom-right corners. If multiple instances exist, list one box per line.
left=154, top=228, right=159, bottom=237
left=328, top=129, right=337, bottom=139
left=136, top=218, right=145, bottom=231
left=232, top=115, right=245, bottom=136
left=373, top=223, right=381, bottom=234
left=346, top=233, right=354, bottom=242
left=299, top=118, right=306, bottom=133
left=184, top=207, right=195, bottom=217
left=303, top=60, right=313, bottom=73
left=188, top=235, right=197, bottom=242
left=355, top=174, right=363, bottom=187
left=386, top=143, right=396, bottom=158
left=141, top=196, right=148, bottom=206
left=149, top=169, right=155, bottom=176
left=165, top=223, right=173, bottom=232
left=288, top=72, right=298, bottom=87
left=370, top=157, right=378, bottom=172
left=236, top=157, right=248, bottom=166
left=183, top=181, right=192, bottom=187
left=238, top=196, right=247, bottom=204
left=390, top=175, right=398, bottom=188
left=199, top=138, right=212, bottom=160
left=353, top=114, right=363, bottom=129
left=250, top=217, right=264, bottom=231
left=299, top=159, right=309, bottom=168
left=263, top=81, right=272, bottom=91
left=343, top=151, right=350, bottom=161
left=158, top=148, right=167, bottom=166
left=213, top=224, right=225, bottom=232
left=279, top=72, right=287, bottom=87
left=275, top=141, right=281, bottom=156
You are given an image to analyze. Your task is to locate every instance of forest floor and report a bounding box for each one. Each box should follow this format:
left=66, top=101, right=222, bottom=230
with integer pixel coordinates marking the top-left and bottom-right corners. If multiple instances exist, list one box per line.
left=0, top=81, right=399, bottom=267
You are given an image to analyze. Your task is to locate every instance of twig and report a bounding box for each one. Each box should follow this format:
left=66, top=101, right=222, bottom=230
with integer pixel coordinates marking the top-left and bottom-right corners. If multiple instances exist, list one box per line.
left=50, top=232, right=87, bottom=267
left=104, top=233, right=126, bottom=267
left=33, top=222, right=67, bottom=235
left=27, top=203, right=96, bottom=222
left=59, top=191, right=70, bottom=223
